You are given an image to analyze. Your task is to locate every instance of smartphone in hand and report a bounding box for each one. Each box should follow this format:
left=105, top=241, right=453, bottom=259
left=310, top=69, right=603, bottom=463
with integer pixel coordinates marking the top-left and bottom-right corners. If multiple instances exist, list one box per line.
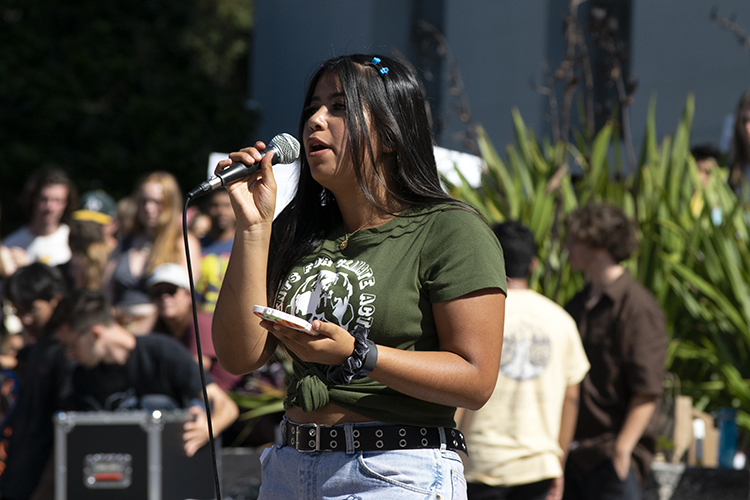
left=252, top=305, right=315, bottom=335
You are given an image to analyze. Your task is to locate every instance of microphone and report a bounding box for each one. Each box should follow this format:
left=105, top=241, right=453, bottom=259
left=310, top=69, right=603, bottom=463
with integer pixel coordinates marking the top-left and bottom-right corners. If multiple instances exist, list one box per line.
left=187, top=133, right=300, bottom=199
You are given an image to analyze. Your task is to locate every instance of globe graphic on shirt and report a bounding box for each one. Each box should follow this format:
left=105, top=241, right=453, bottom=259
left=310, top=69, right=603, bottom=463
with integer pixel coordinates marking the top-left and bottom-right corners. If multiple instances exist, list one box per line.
left=499, top=318, right=551, bottom=381
left=288, top=270, right=356, bottom=330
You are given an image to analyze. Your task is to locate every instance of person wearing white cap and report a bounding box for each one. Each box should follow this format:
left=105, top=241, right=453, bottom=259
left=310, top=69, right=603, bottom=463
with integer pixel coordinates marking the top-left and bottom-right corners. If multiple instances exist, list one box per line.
left=148, top=263, right=242, bottom=392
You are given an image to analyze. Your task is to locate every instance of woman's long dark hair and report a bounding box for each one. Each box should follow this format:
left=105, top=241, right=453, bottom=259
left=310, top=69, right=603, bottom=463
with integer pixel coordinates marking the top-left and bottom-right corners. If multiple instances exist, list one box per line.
left=267, top=54, right=457, bottom=300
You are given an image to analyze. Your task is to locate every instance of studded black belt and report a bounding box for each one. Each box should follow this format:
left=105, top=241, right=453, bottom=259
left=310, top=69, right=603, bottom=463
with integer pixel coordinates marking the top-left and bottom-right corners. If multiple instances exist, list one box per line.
left=280, top=420, right=468, bottom=454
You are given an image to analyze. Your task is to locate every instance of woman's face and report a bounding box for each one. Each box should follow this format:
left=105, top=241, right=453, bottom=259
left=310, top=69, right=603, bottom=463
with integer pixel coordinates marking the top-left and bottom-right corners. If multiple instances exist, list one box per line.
left=302, top=73, right=355, bottom=193
left=34, top=184, right=69, bottom=228
left=137, top=181, right=164, bottom=230
left=12, top=296, right=61, bottom=340
left=153, top=284, right=192, bottom=325
left=565, top=237, right=597, bottom=272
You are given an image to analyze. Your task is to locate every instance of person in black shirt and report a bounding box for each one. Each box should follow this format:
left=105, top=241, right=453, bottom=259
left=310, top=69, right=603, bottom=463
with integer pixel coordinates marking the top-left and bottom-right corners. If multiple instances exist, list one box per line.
left=0, top=263, right=72, bottom=500
left=49, top=289, right=237, bottom=457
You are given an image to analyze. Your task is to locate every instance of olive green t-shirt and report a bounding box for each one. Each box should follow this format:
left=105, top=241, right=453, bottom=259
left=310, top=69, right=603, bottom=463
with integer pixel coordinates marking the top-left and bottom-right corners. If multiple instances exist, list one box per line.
left=274, top=203, right=507, bottom=427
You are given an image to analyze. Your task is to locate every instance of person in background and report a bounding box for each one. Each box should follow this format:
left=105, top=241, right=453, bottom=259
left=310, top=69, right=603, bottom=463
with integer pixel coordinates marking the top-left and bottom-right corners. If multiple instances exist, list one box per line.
left=4, top=166, right=78, bottom=267
left=689, top=143, right=723, bottom=225
left=0, top=263, right=72, bottom=500
left=691, top=144, right=721, bottom=188
left=67, top=218, right=111, bottom=291
left=76, top=189, right=119, bottom=251
left=0, top=204, right=27, bottom=374
left=195, top=189, right=235, bottom=313
left=148, top=263, right=242, bottom=392
left=4, top=263, right=66, bottom=349
left=729, top=90, right=750, bottom=197
left=459, top=221, right=589, bottom=500
left=562, top=204, right=667, bottom=500
left=67, top=189, right=119, bottom=290
left=102, top=171, right=201, bottom=334
left=51, top=289, right=237, bottom=457
left=187, top=206, right=212, bottom=240
left=114, top=195, right=138, bottom=242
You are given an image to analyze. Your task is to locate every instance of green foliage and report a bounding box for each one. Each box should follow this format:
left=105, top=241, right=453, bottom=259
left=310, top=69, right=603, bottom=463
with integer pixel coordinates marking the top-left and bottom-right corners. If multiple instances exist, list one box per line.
left=0, top=0, right=255, bottom=235
left=227, top=352, right=291, bottom=446
left=447, top=94, right=750, bottom=433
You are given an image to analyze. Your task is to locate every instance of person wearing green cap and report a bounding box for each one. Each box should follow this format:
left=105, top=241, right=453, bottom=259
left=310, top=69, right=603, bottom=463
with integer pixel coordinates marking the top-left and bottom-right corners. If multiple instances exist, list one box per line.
left=73, top=189, right=118, bottom=250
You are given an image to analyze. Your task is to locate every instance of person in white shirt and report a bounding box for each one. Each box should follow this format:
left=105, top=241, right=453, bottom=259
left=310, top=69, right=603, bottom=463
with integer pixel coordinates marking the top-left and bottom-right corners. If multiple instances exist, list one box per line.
left=4, top=167, right=78, bottom=267
left=459, top=221, right=590, bottom=500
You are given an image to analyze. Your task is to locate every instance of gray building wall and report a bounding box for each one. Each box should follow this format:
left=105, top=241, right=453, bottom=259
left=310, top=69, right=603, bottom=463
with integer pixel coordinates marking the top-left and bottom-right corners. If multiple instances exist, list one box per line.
left=249, top=0, right=415, bottom=142
left=250, top=1, right=750, bottom=159
left=631, top=0, right=750, bottom=152
left=439, top=0, right=549, bottom=153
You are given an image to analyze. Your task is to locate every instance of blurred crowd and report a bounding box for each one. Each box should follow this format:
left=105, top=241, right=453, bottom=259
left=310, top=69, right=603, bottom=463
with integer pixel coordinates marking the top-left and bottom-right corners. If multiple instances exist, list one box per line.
left=0, top=168, right=282, bottom=500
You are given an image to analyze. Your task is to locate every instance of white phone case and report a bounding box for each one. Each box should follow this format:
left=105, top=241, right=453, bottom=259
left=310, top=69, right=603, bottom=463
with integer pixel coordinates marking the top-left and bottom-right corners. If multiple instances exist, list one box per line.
left=252, top=305, right=315, bottom=335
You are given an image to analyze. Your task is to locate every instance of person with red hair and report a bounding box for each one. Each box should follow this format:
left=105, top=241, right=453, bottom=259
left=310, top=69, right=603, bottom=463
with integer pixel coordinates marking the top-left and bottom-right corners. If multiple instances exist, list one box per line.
left=102, top=171, right=201, bottom=334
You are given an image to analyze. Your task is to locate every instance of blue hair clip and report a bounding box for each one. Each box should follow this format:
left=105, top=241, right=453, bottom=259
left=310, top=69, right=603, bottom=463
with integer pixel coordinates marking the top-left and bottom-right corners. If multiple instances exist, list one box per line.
left=370, top=57, right=389, bottom=76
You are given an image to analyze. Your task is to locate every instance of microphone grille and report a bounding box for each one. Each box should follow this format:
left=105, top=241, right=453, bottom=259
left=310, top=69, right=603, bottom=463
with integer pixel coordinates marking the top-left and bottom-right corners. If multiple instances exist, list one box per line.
left=269, top=133, right=301, bottom=164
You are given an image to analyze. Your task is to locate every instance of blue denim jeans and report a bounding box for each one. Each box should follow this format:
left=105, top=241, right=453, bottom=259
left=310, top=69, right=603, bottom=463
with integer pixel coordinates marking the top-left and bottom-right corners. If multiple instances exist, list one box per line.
left=257, top=420, right=468, bottom=500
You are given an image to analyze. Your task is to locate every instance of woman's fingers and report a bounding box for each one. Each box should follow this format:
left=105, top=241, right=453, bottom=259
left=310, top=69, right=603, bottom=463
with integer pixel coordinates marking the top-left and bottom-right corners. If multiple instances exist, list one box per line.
left=215, top=141, right=268, bottom=178
left=214, top=141, right=279, bottom=227
left=260, top=319, right=356, bottom=365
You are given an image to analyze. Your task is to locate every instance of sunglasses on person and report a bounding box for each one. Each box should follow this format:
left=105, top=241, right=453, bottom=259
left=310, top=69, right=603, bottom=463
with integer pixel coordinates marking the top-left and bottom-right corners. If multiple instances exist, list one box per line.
left=149, top=284, right=180, bottom=299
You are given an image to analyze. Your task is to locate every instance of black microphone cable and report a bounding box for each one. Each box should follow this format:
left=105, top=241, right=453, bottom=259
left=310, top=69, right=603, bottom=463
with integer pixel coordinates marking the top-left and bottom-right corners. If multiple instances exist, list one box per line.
left=182, top=197, right=223, bottom=500
left=180, top=134, right=298, bottom=498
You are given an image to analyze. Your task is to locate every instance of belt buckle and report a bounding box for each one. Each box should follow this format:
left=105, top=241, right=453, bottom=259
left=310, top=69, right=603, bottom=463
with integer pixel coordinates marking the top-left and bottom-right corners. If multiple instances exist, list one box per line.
left=295, top=423, right=321, bottom=452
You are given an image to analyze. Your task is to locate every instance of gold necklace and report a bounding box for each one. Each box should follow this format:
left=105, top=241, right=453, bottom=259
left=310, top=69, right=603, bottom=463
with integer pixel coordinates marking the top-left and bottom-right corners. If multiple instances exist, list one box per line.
left=339, top=213, right=380, bottom=250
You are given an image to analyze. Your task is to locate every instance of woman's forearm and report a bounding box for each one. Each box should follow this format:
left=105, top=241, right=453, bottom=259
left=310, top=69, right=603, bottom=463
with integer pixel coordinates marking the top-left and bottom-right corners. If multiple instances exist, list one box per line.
left=369, top=347, right=499, bottom=410
left=369, top=290, right=505, bottom=410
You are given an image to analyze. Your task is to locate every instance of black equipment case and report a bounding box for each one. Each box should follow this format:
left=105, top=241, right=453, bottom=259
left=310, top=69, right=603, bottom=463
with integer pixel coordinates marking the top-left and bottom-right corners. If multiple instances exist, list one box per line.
left=53, top=410, right=218, bottom=500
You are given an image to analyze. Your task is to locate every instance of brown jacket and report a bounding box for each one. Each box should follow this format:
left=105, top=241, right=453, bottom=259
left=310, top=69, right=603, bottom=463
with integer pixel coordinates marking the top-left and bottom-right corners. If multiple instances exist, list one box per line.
left=565, top=270, right=667, bottom=482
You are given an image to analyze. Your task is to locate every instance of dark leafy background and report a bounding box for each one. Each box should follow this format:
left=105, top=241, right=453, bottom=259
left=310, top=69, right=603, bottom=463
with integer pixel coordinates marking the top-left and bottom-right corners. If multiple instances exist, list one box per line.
left=0, top=0, right=257, bottom=235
